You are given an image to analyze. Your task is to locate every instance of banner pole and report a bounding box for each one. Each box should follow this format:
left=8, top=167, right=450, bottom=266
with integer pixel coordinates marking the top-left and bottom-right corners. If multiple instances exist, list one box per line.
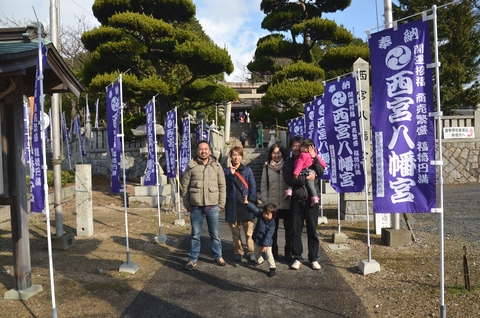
left=118, top=73, right=139, bottom=273
left=153, top=97, right=167, bottom=243
left=430, top=5, right=446, bottom=318
left=175, top=107, right=182, bottom=222
left=37, top=20, right=58, bottom=318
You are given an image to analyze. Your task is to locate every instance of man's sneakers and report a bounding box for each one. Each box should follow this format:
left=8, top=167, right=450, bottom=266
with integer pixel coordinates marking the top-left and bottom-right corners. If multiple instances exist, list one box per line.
left=185, top=261, right=197, bottom=270
left=233, top=254, right=242, bottom=262
left=290, top=260, right=321, bottom=270
left=290, top=260, right=302, bottom=270
left=248, top=253, right=256, bottom=262
left=311, top=261, right=321, bottom=270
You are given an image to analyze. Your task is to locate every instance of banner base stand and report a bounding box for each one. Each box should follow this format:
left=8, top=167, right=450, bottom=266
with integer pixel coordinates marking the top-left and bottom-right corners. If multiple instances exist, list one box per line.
left=332, top=232, right=347, bottom=244
left=4, top=284, right=43, bottom=300
left=52, top=233, right=75, bottom=250
left=359, top=259, right=380, bottom=275
left=174, top=218, right=185, bottom=226
left=318, top=216, right=328, bottom=224
left=119, top=262, right=139, bottom=274
left=326, top=244, right=350, bottom=252
left=154, top=235, right=168, bottom=243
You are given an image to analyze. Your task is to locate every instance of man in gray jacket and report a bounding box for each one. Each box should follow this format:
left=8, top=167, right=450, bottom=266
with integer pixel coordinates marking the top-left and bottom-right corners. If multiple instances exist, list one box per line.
left=181, top=140, right=227, bottom=270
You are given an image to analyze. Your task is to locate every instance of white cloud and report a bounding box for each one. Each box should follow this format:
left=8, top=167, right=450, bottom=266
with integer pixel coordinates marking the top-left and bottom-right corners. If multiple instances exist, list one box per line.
left=195, top=0, right=267, bottom=81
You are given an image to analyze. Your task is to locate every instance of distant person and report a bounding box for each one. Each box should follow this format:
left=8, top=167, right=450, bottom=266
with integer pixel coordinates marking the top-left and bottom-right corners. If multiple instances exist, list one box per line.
left=245, top=202, right=278, bottom=277
left=283, top=135, right=324, bottom=271
left=240, top=130, right=248, bottom=147
left=284, top=139, right=326, bottom=206
left=250, top=124, right=259, bottom=148
left=261, top=143, right=292, bottom=262
left=181, top=141, right=227, bottom=270
left=224, top=146, right=257, bottom=262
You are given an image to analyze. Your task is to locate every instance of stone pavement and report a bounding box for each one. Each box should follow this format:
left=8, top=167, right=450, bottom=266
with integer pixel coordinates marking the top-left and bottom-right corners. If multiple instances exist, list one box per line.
left=121, top=217, right=369, bottom=318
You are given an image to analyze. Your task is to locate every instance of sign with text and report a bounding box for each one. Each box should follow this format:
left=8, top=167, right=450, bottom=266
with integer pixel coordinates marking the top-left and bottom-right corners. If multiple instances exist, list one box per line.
left=443, top=127, right=474, bottom=139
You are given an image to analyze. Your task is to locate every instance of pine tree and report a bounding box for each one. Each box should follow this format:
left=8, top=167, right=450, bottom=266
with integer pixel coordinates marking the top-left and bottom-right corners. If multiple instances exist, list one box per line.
left=393, top=0, right=480, bottom=113
left=248, top=0, right=369, bottom=118
left=81, top=0, right=238, bottom=121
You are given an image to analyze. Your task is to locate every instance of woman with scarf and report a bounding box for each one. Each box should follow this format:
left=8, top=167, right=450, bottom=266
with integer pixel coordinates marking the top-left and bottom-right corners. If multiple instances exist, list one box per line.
left=224, top=146, right=258, bottom=262
left=260, top=143, right=292, bottom=262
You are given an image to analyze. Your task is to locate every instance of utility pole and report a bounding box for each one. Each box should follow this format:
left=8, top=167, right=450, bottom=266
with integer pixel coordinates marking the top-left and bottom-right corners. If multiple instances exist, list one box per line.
left=50, top=0, right=72, bottom=248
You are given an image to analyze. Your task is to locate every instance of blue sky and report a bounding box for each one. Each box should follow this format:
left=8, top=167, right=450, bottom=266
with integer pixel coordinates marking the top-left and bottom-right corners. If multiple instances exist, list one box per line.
left=1, top=0, right=394, bottom=81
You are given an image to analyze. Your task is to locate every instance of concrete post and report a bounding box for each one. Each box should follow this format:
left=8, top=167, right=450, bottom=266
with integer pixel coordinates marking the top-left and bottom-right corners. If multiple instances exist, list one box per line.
left=76, top=164, right=93, bottom=237
left=474, top=105, right=480, bottom=136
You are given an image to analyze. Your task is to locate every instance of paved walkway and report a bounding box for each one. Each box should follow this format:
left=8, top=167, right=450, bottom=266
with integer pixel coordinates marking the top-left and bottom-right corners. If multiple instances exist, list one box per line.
left=122, top=218, right=369, bottom=318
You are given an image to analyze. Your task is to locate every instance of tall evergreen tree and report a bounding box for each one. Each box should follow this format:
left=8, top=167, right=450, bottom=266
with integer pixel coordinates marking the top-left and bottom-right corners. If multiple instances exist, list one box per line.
left=248, top=0, right=369, bottom=117
left=81, top=0, right=238, bottom=121
left=393, top=0, right=480, bottom=113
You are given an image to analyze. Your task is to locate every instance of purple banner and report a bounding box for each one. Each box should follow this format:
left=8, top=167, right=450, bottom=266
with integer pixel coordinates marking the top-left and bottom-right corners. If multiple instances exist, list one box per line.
left=324, top=75, right=365, bottom=193
left=369, top=19, right=436, bottom=213
left=94, top=98, right=99, bottom=128
left=106, top=82, right=121, bottom=193
left=144, top=101, right=157, bottom=185
left=30, top=42, right=47, bottom=213
left=180, top=117, right=191, bottom=175
left=62, top=112, right=71, bottom=158
left=287, top=116, right=304, bottom=139
left=74, top=115, right=87, bottom=157
left=196, top=120, right=209, bottom=143
left=304, top=103, right=316, bottom=141
left=313, top=96, right=330, bottom=180
left=164, top=108, right=177, bottom=178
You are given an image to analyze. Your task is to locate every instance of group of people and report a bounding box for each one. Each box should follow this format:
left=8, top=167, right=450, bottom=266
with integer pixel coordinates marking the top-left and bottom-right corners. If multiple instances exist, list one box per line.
left=181, top=135, right=326, bottom=277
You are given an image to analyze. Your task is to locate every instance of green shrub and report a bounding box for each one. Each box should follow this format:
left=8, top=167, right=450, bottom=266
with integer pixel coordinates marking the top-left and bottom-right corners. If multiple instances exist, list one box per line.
left=26, top=169, right=76, bottom=191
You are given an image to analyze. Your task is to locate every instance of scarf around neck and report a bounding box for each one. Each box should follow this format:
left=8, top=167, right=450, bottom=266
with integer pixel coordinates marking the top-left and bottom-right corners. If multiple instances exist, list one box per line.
left=268, top=158, right=284, bottom=172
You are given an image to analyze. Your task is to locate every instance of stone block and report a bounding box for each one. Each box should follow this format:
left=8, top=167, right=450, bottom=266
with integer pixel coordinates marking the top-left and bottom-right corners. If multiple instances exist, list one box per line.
left=340, top=200, right=373, bottom=218
left=52, top=233, right=75, bottom=250
left=128, top=195, right=172, bottom=208
left=381, top=228, right=412, bottom=247
left=134, top=185, right=172, bottom=197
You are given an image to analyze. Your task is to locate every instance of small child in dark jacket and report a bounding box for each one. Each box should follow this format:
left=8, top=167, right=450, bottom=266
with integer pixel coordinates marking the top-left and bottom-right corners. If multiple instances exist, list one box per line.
left=245, top=202, right=278, bottom=277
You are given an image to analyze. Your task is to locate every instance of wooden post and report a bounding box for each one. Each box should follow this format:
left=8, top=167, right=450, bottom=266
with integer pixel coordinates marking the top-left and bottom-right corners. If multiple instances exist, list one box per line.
left=6, top=76, right=32, bottom=291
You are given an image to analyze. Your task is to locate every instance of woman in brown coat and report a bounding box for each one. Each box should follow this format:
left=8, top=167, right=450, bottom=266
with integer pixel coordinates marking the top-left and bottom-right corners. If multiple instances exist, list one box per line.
left=260, top=143, right=292, bottom=262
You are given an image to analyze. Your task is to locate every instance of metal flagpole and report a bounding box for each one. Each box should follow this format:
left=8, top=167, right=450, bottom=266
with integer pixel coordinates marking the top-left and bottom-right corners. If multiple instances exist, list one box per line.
left=152, top=96, right=167, bottom=243
left=428, top=5, right=446, bottom=317
left=36, top=19, right=58, bottom=318
left=118, top=73, right=139, bottom=274
left=175, top=107, right=182, bottom=223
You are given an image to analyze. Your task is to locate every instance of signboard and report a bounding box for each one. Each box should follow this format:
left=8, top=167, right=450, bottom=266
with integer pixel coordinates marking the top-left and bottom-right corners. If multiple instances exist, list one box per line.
left=443, top=127, right=474, bottom=139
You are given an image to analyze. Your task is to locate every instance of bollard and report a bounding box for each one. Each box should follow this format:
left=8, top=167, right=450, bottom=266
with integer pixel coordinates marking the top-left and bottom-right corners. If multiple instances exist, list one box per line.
left=463, top=246, right=471, bottom=291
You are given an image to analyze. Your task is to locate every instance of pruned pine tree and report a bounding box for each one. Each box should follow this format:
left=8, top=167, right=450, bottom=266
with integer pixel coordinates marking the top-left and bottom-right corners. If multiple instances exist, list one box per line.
left=393, top=0, right=480, bottom=114
left=81, top=0, right=238, bottom=122
left=248, top=0, right=369, bottom=117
